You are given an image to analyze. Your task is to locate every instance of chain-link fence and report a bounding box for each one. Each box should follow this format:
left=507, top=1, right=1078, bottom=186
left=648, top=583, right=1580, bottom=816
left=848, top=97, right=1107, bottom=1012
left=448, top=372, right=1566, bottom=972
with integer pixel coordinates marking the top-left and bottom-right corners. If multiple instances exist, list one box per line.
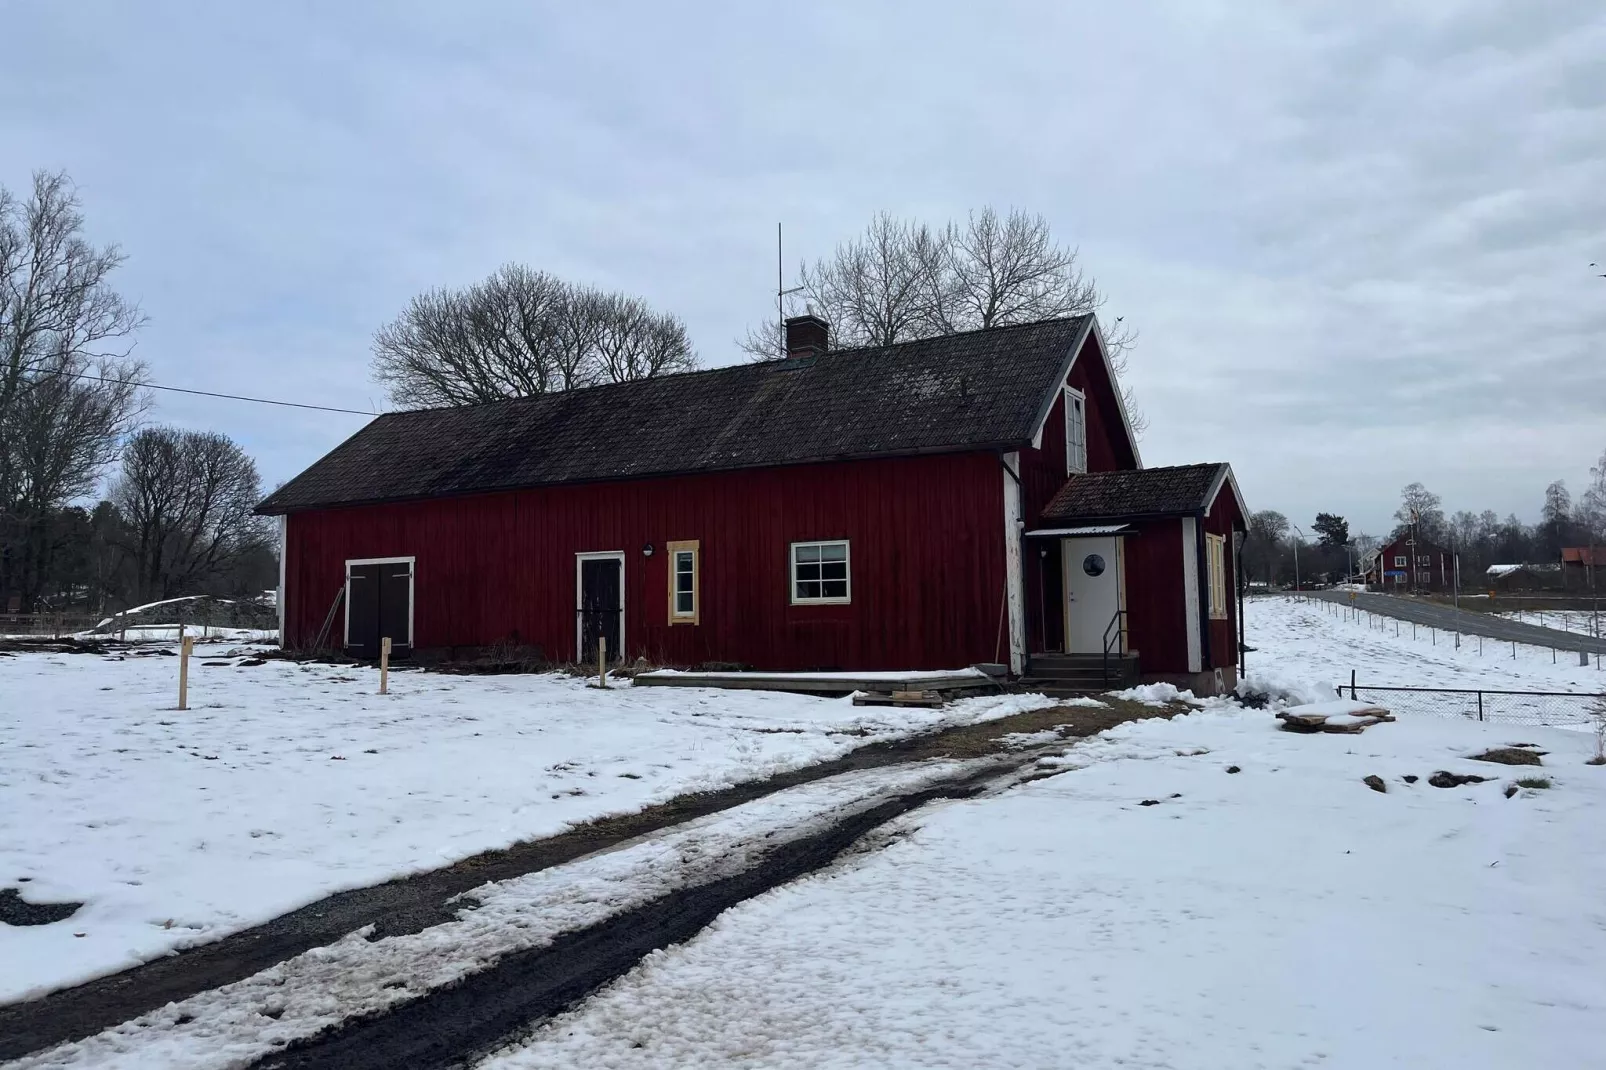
left=1338, top=684, right=1605, bottom=729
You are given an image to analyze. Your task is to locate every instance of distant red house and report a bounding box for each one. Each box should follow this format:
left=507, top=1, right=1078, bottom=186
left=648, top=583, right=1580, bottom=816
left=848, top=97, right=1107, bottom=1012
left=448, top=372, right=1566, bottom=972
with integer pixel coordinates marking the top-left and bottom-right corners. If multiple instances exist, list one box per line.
left=257, top=315, right=1247, bottom=693
left=1363, top=534, right=1457, bottom=591
left=1562, top=547, right=1604, bottom=591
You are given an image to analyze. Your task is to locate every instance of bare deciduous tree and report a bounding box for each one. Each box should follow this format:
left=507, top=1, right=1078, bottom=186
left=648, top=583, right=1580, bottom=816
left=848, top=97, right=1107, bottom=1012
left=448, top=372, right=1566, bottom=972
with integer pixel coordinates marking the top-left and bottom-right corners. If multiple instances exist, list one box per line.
left=111, top=427, right=269, bottom=602
left=372, top=265, right=696, bottom=409
left=741, top=207, right=1141, bottom=429
left=0, top=171, right=147, bottom=608
left=1393, top=482, right=1447, bottom=542
left=1577, top=447, right=1606, bottom=545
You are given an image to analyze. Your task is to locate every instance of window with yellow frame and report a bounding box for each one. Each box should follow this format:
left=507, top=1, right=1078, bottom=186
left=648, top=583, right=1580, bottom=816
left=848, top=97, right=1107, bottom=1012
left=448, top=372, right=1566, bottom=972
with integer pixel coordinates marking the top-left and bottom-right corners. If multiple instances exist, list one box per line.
left=667, top=540, right=699, bottom=624
left=1206, top=533, right=1228, bottom=619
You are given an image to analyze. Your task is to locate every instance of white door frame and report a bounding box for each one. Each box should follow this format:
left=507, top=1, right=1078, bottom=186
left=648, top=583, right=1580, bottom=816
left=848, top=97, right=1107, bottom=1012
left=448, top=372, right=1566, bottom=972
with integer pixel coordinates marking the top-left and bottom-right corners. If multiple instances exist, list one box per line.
left=1060, top=537, right=1126, bottom=654
left=575, top=551, right=626, bottom=661
left=344, top=556, right=415, bottom=648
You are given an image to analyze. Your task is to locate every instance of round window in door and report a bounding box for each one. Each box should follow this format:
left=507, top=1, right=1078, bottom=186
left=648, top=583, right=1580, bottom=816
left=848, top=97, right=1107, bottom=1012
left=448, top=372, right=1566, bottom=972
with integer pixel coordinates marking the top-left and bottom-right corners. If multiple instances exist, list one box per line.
left=1082, top=553, right=1106, bottom=577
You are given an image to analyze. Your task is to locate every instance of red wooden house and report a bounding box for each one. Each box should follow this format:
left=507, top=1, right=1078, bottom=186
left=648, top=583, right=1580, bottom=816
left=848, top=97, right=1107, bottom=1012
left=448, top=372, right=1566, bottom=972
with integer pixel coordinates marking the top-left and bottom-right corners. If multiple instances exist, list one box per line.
left=258, top=314, right=1248, bottom=694
left=1362, top=534, right=1457, bottom=591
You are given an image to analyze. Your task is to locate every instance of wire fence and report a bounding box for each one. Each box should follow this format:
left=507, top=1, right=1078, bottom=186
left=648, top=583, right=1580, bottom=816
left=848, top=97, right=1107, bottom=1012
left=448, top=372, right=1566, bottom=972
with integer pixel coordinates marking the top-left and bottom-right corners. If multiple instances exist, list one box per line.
left=1336, top=683, right=1605, bottom=729
left=1302, top=596, right=1604, bottom=669
left=1496, top=609, right=1604, bottom=639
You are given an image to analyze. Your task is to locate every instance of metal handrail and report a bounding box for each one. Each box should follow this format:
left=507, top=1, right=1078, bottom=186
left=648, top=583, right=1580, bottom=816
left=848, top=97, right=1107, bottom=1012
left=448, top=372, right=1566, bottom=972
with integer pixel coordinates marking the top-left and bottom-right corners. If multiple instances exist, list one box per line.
left=1102, top=609, right=1126, bottom=683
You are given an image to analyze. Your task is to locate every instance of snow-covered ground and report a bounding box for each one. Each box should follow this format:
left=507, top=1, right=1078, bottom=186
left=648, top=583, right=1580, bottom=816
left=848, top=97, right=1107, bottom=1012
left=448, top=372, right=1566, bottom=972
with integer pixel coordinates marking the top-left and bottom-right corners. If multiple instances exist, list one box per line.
left=0, top=646, right=1046, bottom=1002
left=479, top=709, right=1606, bottom=1070
left=1494, top=608, right=1603, bottom=638
left=1244, top=595, right=1604, bottom=696
left=13, top=759, right=986, bottom=1070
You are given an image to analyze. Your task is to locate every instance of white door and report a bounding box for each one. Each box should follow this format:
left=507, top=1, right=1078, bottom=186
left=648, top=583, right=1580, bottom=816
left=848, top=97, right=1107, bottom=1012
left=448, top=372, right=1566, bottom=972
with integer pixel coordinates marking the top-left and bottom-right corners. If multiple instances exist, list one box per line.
left=1063, top=536, right=1121, bottom=653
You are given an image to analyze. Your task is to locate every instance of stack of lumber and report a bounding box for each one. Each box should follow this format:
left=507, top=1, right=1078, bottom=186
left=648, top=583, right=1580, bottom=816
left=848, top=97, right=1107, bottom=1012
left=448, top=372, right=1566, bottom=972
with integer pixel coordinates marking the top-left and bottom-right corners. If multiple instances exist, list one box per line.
left=852, top=688, right=945, bottom=708
left=1275, top=699, right=1395, bottom=734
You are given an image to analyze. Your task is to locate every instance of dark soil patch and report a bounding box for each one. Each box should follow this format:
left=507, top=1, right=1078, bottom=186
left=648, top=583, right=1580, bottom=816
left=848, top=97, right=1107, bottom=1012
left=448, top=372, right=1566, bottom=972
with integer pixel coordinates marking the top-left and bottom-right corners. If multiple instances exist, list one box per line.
left=0, top=637, right=110, bottom=656
left=0, top=887, right=82, bottom=926
left=0, top=696, right=1170, bottom=1061
left=1470, top=747, right=1544, bottom=767
left=1363, top=775, right=1387, bottom=793
left=1403, top=775, right=1419, bottom=783
left=1428, top=771, right=1489, bottom=788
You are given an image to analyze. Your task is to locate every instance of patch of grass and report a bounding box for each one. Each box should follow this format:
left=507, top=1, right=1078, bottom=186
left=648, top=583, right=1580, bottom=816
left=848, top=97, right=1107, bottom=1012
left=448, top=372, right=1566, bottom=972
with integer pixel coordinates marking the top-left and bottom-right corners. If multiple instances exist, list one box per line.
left=1515, top=777, right=1552, bottom=790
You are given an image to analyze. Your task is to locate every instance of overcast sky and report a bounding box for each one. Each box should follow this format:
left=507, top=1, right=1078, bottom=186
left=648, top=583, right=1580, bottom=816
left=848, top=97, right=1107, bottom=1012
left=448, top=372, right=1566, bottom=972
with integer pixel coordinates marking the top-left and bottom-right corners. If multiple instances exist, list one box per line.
left=4, top=1, right=1602, bottom=535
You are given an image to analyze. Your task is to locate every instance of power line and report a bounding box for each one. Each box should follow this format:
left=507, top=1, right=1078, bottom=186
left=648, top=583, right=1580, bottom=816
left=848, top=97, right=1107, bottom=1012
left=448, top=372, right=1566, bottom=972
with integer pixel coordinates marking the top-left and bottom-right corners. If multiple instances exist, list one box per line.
left=65, top=371, right=382, bottom=416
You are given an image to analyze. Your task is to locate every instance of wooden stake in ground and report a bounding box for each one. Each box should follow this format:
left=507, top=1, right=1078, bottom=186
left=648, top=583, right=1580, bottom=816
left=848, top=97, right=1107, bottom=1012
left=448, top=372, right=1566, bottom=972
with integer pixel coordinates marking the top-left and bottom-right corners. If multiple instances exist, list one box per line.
left=598, top=635, right=608, bottom=689
left=177, top=630, right=195, bottom=711
left=380, top=636, right=391, bottom=695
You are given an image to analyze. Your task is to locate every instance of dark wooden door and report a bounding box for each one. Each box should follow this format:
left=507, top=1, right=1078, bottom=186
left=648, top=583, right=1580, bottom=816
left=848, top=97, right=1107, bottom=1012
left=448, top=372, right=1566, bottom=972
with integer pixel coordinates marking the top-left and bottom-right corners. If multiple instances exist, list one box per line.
left=578, top=557, right=622, bottom=663
left=346, top=564, right=381, bottom=657
left=345, top=560, right=412, bottom=659
left=378, top=562, right=412, bottom=654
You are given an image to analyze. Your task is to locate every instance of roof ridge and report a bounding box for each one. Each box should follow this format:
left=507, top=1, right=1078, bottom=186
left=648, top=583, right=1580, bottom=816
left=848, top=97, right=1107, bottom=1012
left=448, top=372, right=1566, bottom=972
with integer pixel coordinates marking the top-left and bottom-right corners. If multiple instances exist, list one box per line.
left=818, top=313, right=1092, bottom=358
left=379, top=314, right=1092, bottom=418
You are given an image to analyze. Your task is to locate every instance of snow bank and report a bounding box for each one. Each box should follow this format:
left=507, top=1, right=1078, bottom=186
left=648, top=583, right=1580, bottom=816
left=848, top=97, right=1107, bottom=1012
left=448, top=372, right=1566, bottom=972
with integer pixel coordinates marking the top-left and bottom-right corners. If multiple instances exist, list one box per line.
left=1105, top=681, right=1198, bottom=706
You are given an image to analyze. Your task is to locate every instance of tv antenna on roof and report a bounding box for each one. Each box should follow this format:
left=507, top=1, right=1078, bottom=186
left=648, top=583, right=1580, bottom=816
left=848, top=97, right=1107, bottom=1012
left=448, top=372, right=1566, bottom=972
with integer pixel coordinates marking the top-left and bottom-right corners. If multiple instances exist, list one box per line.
left=777, top=223, right=805, bottom=358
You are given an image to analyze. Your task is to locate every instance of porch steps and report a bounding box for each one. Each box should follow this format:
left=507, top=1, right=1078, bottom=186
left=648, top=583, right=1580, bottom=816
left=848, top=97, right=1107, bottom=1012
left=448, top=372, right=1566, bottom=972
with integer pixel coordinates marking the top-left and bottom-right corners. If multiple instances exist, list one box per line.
left=1020, top=653, right=1140, bottom=695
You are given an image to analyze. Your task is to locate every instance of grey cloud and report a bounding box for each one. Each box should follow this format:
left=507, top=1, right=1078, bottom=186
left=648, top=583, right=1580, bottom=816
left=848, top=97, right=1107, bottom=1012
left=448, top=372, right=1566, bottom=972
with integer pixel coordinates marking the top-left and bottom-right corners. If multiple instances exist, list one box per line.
left=1, top=0, right=1601, bottom=536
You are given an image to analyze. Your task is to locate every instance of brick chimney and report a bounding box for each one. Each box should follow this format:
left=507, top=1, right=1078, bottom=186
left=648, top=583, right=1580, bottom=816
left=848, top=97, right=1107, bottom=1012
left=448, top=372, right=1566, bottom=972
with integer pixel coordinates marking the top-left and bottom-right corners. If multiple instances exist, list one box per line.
left=783, top=314, right=829, bottom=359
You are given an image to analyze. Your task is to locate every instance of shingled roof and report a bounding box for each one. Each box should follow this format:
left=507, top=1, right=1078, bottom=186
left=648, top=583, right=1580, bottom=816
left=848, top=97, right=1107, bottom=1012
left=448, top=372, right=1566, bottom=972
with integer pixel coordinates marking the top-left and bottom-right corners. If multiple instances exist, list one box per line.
left=257, top=315, right=1099, bottom=514
left=1041, top=463, right=1244, bottom=523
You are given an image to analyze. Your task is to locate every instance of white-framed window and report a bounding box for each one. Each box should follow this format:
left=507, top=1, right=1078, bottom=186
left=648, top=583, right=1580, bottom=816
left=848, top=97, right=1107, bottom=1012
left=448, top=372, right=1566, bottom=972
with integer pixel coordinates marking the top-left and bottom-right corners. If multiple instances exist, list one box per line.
left=1064, top=386, right=1087, bottom=475
left=1393, top=555, right=1408, bottom=567
left=790, top=540, right=850, bottom=604
left=1418, top=555, right=1432, bottom=567
left=1206, top=533, right=1228, bottom=619
left=667, top=540, right=699, bottom=624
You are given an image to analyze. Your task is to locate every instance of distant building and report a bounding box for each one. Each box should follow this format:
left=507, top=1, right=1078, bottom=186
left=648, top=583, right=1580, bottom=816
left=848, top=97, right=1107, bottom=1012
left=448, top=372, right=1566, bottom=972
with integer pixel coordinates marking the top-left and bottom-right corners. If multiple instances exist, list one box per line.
left=1561, top=547, right=1604, bottom=592
left=1361, top=534, right=1456, bottom=591
left=1486, top=563, right=1562, bottom=592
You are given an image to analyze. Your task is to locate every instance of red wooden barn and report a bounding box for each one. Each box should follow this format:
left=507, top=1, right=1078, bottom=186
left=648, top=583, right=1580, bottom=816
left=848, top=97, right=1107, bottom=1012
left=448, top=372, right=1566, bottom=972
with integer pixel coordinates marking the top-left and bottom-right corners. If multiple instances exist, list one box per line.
left=258, top=314, right=1248, bottom=694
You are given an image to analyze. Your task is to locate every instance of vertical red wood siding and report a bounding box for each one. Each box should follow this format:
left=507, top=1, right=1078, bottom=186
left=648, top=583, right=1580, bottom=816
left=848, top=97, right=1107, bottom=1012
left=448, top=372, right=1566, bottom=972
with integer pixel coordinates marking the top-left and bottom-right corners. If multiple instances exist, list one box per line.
left=1120, top=518, right=1188, bottom=672
left=283, top=452, right=1007, bottom=671
left=1015, top=333, right=1136, bottom=529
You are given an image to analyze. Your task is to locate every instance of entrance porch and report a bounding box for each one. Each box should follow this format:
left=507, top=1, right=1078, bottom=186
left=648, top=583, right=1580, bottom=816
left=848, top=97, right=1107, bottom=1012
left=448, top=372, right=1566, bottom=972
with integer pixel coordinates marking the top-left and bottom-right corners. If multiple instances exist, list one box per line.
left=1023, top=526, right=1138, bottom=692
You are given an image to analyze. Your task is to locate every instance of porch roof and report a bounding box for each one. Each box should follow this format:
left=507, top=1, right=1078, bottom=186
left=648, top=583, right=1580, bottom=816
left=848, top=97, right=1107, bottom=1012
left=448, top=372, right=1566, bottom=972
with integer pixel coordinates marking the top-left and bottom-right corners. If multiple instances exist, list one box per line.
left=1023, top=524, right=1133, bottom=537
left=1041, top=463, right=1246, bottom=525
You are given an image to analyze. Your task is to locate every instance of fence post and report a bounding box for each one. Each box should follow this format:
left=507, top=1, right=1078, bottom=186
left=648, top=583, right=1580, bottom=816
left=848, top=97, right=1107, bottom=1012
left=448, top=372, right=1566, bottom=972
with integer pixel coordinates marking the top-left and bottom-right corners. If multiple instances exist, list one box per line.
left=1350, top=669, right=1357, bottom=700
left=598, top=635, right=608, bottom=689
left=1476, top=691, right=1483, bottom=721
left=379, top=636, right=391, bottom=695
left=178, top=629, right=193, bottom=711
left=1512, top=641, right=1516, bottom=660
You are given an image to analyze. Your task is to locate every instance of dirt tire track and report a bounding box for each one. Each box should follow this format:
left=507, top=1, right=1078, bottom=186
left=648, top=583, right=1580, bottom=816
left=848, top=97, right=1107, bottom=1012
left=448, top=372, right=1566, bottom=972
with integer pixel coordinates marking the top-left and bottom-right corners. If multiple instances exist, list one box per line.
left=249, top=768, right=1007, bottom=1070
